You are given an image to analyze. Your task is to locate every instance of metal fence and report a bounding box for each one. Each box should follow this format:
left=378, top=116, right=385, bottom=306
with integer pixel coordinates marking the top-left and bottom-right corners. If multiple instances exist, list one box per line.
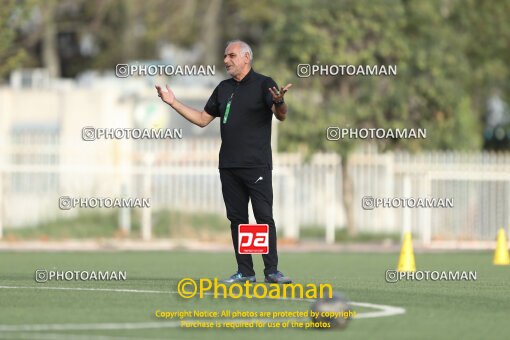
left=1, top=135, right=509, bottom=244
left=349, top=147, right=510, bottom=243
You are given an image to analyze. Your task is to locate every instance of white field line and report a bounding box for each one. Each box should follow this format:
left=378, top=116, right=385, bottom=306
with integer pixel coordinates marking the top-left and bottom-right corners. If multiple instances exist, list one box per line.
left=0, top=285, right=406, bottom=332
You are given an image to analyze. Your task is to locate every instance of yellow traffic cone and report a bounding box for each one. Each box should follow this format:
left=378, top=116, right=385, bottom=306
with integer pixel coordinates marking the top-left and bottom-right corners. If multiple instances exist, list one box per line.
left=493, top=228, right=510, bottom=266
left=397, top=231, right=416, bottom=272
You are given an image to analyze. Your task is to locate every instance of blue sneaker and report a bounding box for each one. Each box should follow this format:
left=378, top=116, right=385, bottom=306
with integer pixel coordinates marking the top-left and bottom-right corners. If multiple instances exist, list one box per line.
left=220, top=271, right=256, bottom=283
left=264, top=271, right=292, bottom=284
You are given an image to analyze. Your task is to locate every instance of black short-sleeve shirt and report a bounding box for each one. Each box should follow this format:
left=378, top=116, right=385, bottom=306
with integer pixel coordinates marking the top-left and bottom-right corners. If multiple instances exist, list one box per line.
left=204, top=68, right=277, bottom=169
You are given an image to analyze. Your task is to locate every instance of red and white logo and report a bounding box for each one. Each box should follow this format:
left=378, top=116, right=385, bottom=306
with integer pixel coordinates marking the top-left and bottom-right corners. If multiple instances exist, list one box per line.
left=238, top=224, right=269, bottom=254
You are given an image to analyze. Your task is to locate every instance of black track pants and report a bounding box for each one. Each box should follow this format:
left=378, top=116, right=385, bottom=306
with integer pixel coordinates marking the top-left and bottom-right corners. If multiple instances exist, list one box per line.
left=219, top=167, right=278, bottom=276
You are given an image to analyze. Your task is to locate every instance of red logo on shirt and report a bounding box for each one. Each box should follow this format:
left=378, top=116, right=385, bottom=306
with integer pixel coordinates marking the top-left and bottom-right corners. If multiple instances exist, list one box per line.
left=238, top=224, right=269, bottom=254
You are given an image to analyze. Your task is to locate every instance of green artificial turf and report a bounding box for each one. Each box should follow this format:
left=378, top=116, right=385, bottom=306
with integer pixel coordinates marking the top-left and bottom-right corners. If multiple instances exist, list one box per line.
left=0, top=251, right=508, bottom=339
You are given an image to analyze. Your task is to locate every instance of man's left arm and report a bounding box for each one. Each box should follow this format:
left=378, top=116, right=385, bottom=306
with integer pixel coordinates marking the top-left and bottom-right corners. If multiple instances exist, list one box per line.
left=268, top=83, right=292, bottom=122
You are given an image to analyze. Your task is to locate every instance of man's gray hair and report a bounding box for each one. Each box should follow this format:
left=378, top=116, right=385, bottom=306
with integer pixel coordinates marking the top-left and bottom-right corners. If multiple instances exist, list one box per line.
left=226, top=40, right=253, bottom=61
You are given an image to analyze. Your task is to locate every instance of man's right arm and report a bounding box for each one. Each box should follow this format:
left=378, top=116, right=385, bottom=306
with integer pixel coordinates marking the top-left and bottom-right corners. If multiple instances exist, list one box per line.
left=155, top=85, right=215, bottom=128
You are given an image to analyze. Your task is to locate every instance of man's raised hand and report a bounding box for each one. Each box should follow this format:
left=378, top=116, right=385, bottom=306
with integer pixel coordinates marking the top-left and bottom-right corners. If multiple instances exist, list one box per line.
left=268, top=83, right=292, bottom=102
left=155, top=84, right=175, bottom=105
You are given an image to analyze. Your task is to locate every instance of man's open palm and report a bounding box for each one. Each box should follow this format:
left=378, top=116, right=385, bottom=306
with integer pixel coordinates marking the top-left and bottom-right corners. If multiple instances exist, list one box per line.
left=269, top=83, right=292, bottom=102
left=155, top=85, right=175, bottom=105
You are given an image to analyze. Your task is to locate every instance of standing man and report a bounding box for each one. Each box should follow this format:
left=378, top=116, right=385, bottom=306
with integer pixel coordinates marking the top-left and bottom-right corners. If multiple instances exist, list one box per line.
left=156, top=40, right=292, bottom=284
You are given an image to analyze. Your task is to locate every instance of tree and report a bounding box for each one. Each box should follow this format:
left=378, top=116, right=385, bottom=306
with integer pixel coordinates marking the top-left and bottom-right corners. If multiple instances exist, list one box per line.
left=235, top=0, right=508, bottom=234
left=0, top=0, right=34, bottom=79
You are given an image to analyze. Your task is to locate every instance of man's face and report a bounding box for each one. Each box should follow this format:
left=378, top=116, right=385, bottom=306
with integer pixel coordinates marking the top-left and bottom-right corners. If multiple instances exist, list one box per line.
left=224, top=43, right=250, bottom=77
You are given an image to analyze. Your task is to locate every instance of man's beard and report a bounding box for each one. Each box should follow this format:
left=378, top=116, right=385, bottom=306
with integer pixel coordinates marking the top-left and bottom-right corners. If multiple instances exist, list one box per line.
left=226, top=66, right=237, bottom=77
